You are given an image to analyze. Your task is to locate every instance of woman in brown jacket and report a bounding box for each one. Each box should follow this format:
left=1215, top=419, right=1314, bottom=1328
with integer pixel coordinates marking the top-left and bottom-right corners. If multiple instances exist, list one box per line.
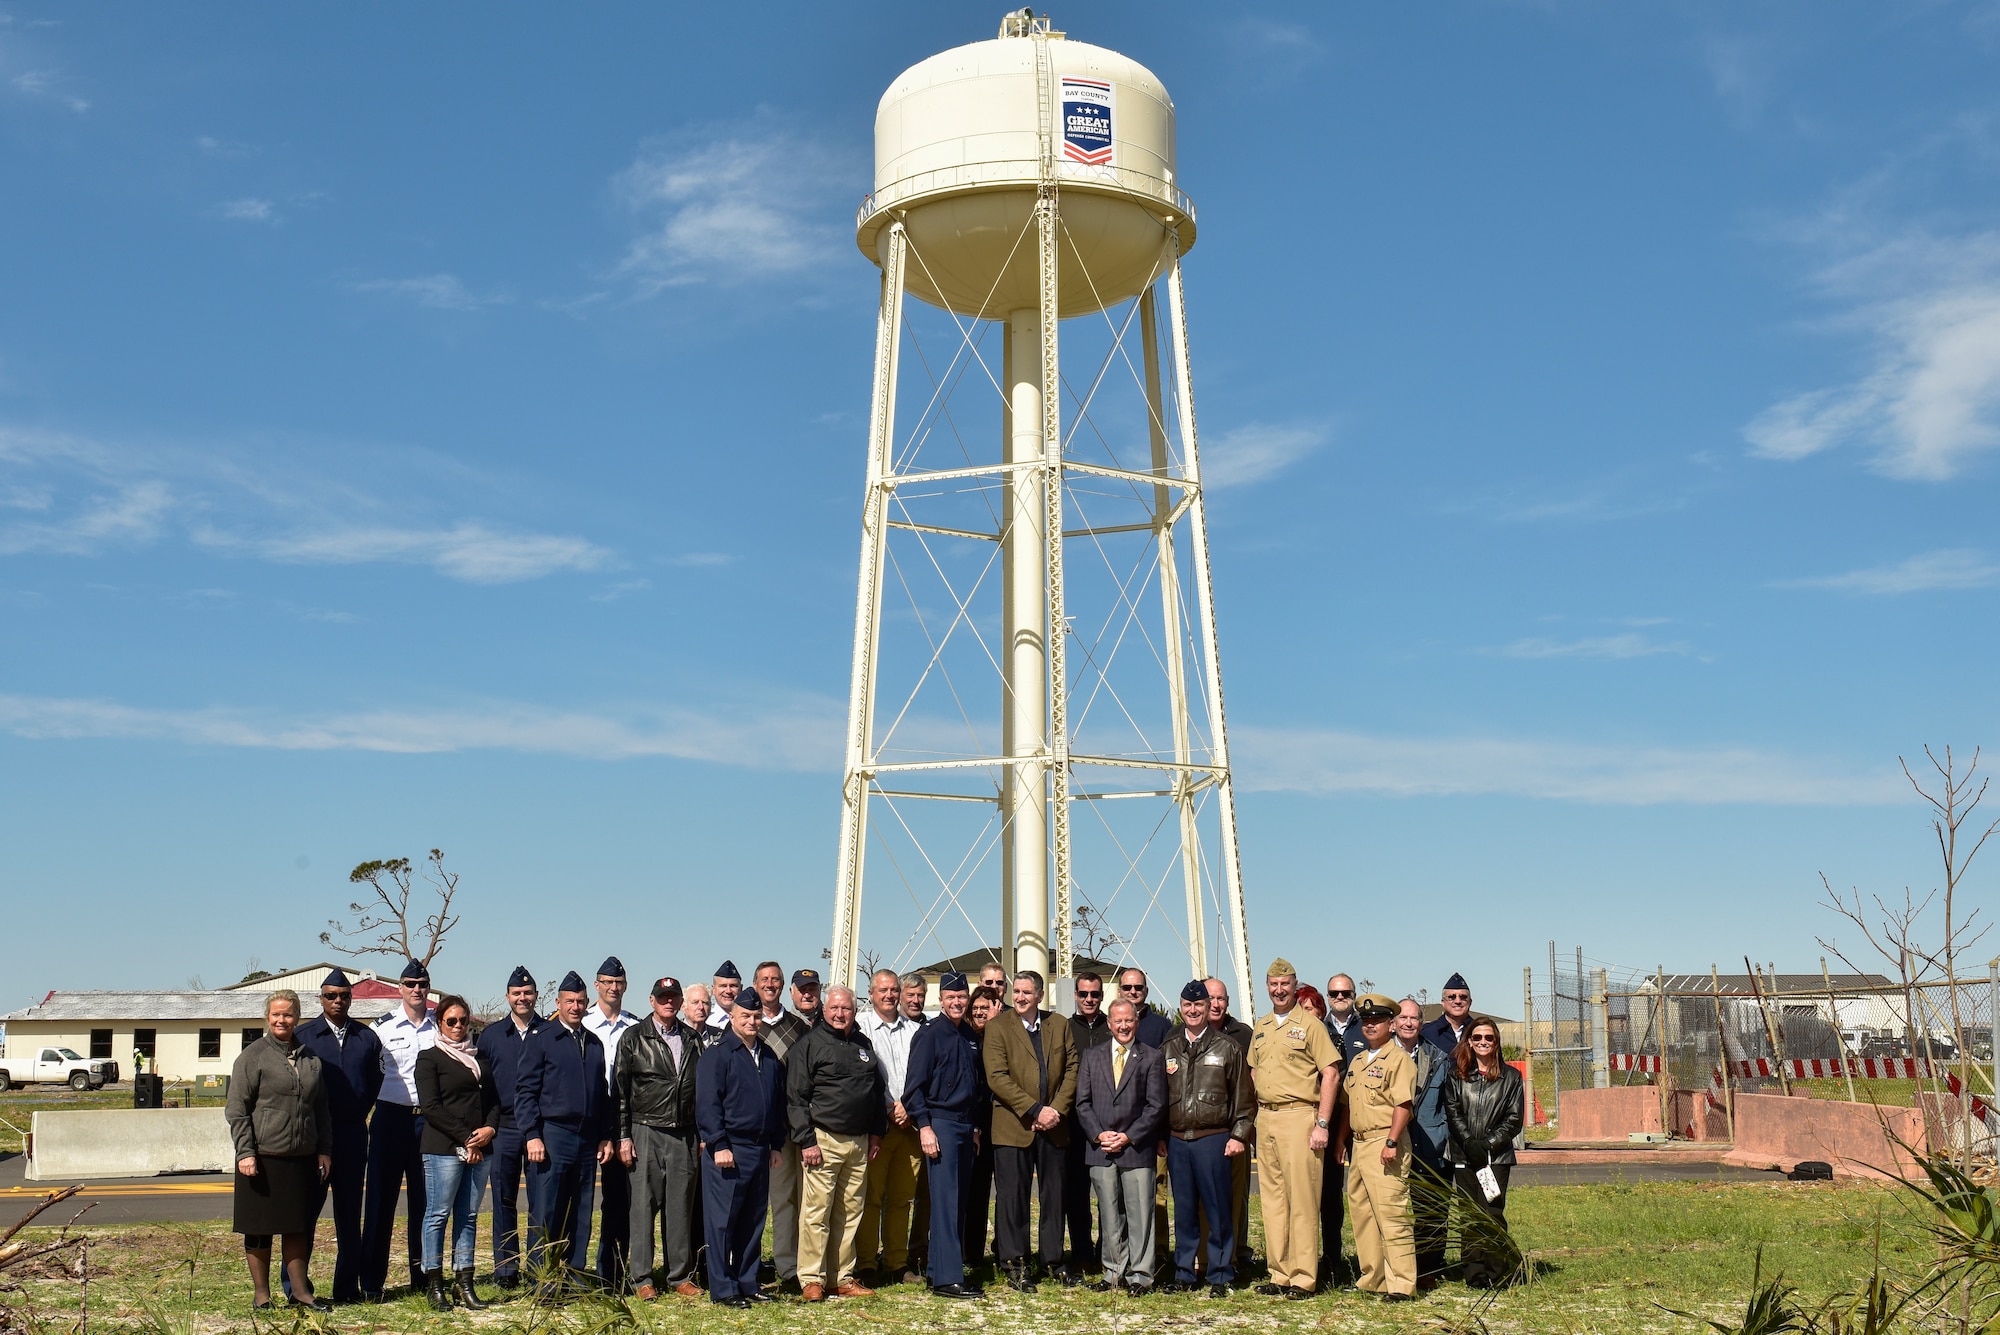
left=225, top=990, right=332, bottom=1312
left=979, top=970, right=1079, bottom=1289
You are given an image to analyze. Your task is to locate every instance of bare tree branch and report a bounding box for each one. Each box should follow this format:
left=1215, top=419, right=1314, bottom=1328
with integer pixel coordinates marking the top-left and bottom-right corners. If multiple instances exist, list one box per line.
left=320, top=850, right=464, bottom=967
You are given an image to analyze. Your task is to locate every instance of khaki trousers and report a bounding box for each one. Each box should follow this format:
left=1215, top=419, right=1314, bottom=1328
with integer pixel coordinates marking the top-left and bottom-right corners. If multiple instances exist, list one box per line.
left=797, top=1131, right=869, bottom=1289
left=858, top=1123, right=922, bottom=1272
left=1347, top=1132, right=1416, bottom=1296
left=1254, top=1104, right=1322, bottom=1290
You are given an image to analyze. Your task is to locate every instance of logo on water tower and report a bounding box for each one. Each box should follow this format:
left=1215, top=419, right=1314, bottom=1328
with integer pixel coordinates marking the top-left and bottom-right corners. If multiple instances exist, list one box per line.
left=1060, top=77, right=1115, bottom=166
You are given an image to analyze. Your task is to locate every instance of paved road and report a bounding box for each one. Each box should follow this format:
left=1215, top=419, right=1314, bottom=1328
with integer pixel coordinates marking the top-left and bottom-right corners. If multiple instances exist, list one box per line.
left=3, top=1150, right=1787, bottom=1229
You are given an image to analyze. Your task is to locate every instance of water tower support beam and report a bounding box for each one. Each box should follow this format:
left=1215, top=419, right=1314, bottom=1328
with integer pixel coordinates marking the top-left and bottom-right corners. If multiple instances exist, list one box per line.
left=1165, top=244, right=1254, bottom=1015
left=831, top=223, right=906, bottom=990
left=1005, top=301, right=1050, bottom=984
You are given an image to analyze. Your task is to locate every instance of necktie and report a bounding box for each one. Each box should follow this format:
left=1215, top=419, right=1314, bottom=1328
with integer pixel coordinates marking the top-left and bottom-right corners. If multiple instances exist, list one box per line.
left=1113, top=1043, right=1127, bottom=1086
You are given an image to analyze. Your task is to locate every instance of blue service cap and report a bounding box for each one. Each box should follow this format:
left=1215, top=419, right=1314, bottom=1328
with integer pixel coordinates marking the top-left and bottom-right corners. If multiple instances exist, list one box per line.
left=399, top=957, right=430, bottom=984
left=1180, top=979, right=1210, bottom=1003
left=598, top=956, right=626, bottom=979
left=506, top=965, right=536, bottom=990
left=714, top=960, right=741, bottom=981
left=1444, top=972, right=1469, bottom=994
left=938, top=971, right=968, bottom=993
left=557, top=970, right=588, bottom=995
left=321, top=968, right=351, bottom=990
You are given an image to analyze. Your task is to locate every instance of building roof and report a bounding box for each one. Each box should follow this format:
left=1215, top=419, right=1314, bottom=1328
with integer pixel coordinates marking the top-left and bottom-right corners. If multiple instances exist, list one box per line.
left=221, top=963, right=384, bottom=992
left=1654, top=972, right=1894, bottom=997
left=2, top=990, right=401, bottom=1023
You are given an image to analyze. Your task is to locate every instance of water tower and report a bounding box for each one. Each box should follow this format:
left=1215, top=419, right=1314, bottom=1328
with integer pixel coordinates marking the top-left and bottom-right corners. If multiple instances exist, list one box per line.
left=829, top=10, right=1254, bottom=1012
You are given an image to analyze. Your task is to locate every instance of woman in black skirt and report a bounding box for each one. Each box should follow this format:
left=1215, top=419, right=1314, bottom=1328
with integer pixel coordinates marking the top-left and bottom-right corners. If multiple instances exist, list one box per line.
left=226, top=989, right=332, bottom=1311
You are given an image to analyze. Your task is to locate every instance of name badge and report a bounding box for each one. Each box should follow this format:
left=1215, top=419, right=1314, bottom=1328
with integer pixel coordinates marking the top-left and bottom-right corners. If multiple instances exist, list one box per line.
left=1202, top=1053, right=1226, bottom=1066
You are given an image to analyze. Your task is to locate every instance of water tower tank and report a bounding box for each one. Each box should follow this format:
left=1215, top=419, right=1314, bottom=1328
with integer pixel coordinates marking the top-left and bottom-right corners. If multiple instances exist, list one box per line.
left=856, top=14, right=1195, bottom=318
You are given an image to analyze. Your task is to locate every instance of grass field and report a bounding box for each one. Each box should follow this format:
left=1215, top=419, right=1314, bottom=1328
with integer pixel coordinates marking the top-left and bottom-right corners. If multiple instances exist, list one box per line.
left=1, top=1176, right=1917, bottom=1334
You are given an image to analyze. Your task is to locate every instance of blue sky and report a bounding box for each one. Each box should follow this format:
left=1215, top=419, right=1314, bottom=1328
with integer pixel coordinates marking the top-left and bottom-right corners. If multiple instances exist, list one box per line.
left=3, top=3, right=1998, bottom=1016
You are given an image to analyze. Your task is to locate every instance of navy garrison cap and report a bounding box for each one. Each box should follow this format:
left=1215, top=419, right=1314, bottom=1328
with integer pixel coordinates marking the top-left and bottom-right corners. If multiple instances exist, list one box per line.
left=939, top=971, right=968, bottom=993
left=399, top=957, right=430, bottom=983
left=1443, top=972, right=1470, bottom=993
left=321, top=968, right=351, bottom=990
left=507, top=965, right=536, bottom=990
left=1180, top=979, right=1209, bottom=1003
left=732, top=993, right=763, bottom=1014
left=598, top=956, right=626, bottom=979
left=557, top=970, right=588, bottom=995
left=714, top=960, right=741, bottom=981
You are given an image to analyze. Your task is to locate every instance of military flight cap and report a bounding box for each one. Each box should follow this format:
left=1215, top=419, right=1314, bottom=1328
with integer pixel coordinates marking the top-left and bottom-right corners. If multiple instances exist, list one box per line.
left=399, top=957, right=430, bottom=984
left=938, top=971, right=968, bottom=993
left=598, top=956, right=625, bottom=979
left=651, top=976, right=682, bottom=999
left=791, top=968, right=821, bottom=988
left=714, top=960, right=741, bottom=981
left=1443, top=972, right=1469, bottom=993
left=732, top=993, right=763, bottom=1014
left=1355, top=992, right=1399, bottom=1021
left=1179, top=979, right=1210, bottom=1003
left=321, top=968, right=352, bottom=990
left=1266, top=957, right=1297, bottom=979
left=506, top=965, right=536, bottom=990
left=557, top=970, right=588, bottom=994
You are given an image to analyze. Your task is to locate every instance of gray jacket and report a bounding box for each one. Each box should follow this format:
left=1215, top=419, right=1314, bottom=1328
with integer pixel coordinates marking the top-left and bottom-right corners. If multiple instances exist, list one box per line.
left=226, top=1034, right=332, bottom=1160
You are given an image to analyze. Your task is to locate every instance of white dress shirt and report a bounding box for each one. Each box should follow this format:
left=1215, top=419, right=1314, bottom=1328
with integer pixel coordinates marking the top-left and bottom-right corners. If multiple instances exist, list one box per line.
left=375, top=1008, right=437, bottom=1106
left=858, top=1008, right=919, bottom=1105
left=582, top=1006, right=640, bottom=1091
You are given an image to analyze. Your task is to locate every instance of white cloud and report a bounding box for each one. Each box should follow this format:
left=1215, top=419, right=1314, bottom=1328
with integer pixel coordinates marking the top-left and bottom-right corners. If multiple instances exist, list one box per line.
left=667, top=552, right=734, bottom=567
left=350, top=274, right=508, bottom=312
left=0, top=690, right=843, bottom=771
left=611, top=126, right=852, bottom=291
left=1777, top=548, right=2000, bottom=595
left=10, top=68, right=87, bottom=112
left=1233, top=726, right=1899, bottom=806
left=1485, top=633, right=1692, bottom=660
left=196, top=523, right=609, bottom=584
left=1201, top=422, right=1327, bottom=488
left=1746, top=230, right=2000, bottom=480
left=212, top=197, right=275, bottom=223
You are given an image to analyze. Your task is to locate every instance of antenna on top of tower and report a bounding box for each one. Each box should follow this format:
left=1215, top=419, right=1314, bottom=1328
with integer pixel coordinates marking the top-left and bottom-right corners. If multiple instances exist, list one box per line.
left=998, top=9, right=1062, bottom=39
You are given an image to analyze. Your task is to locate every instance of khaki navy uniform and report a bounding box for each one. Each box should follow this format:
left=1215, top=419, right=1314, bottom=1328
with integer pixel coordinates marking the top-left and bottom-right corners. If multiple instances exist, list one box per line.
left=1246, top=1005, right=1342, bottom=1291
left=1343, top=1039, right=1418, bottom=1296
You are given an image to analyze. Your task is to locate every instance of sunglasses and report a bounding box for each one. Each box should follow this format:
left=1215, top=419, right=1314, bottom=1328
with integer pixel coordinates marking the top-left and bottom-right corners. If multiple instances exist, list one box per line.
left=1470, top=1035, right=1498, bottom=1044
left=441, top=1017, right=469, bottom=1029
left=1119, top=983, right=1146, bottom=992
left=1075, top=989, right=1103, bottom=999
left=321, top=991, right=351, bottom=1001
left=1444, top=992, right=1471, bottom=1001
left=1329, top=990, right=1354, bottom=998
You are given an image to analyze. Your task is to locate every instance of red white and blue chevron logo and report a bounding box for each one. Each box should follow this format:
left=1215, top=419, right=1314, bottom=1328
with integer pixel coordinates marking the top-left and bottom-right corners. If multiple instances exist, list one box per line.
left=1060, top=77, right=1114, bottom=166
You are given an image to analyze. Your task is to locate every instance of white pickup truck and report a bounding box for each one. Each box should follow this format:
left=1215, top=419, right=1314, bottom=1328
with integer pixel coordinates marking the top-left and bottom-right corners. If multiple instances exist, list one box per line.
left=0, top=1046, right=116, bottom=1091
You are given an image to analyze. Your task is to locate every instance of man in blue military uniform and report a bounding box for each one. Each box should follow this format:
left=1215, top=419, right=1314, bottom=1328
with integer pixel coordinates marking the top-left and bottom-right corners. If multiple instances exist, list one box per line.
left=696, top=995, right=787, bottom=1308
left=903, top=971, right=986, bottom=1300
left=295, top=967, right=383, bottom=1304
left=475, top=965, right=546, bottom=1290
left=360, top=957, right=436, bottom=1299
left=1420, top=974, right=1473, bottom=1057
left=517, top=970, right=615, bottom=1295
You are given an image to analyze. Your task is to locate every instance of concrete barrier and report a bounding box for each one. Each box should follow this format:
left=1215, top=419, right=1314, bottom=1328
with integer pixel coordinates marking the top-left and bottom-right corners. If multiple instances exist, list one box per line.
left=1554, top=1086, right=1663, bottom=1141
left=1722, top=1092, right=1926, bottom=1181
left=27, top=1108, right=235, bottom=1180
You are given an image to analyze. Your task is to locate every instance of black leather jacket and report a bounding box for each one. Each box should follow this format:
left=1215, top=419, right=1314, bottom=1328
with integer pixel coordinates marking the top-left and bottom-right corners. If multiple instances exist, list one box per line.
left=615, top=1019, right=702, bottom=1137
left=1160, top=1026, right=1254, bottom=1143
left=1444, top=1063, right=1524, bottom=1167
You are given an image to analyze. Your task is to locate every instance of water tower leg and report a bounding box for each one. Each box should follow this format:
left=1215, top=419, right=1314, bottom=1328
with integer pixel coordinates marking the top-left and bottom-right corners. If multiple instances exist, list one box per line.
left=1140, top=284, right=1208, bottom=983
left=1165, top=251, right=1254, bottom=1016
left=831, top=225, right=906, bottom=990
left=1005, top=306, right=1050, bottom=982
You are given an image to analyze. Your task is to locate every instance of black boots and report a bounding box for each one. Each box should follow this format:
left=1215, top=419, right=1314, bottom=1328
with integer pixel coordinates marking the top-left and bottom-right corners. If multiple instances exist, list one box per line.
left=424, top=1270, right=453, bottom=1312
left=453, top=1268, right=489, bottom=1310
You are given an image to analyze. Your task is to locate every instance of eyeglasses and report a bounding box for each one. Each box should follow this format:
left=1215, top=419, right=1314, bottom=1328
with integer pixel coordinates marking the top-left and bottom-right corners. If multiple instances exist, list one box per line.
left=1075, top=989, right=1102, bottom=999
left=321, top=991, right=350, bottom=1001
left=441, top=1017, right=468, bottom=1029
left=1470, top=1035, right=1498, bottom=1044
left=1119, top=983, right=1146, bottom=993
left=1329, top=990, right=1354, bottom=998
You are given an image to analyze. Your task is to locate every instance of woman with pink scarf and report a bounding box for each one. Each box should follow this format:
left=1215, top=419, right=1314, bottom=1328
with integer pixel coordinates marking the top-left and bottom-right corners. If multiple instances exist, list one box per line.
left=414, top=994, right=501, bottom=1311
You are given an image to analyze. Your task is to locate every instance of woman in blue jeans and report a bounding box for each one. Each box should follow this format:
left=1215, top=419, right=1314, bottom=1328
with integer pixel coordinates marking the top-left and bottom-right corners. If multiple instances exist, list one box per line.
left=414, top=995, right=501, bottom=1311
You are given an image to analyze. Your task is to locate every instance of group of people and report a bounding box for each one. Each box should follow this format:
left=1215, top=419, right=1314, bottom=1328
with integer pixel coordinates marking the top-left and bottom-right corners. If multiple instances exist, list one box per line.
left=224, top=952, right=1525, bottom=1312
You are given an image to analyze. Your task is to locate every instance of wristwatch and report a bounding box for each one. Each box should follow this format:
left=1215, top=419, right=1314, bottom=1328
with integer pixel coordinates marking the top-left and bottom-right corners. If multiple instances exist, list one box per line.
left=1314, top=1117, right=1330, bottom=1130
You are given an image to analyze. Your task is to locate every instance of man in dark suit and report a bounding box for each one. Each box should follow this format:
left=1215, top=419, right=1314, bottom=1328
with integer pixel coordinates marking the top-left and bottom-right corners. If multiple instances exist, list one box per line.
left=516, top=971, right=615, bottom=1295
left=696, top=996, right=787, bottom=1308
left=981, top=969, right=1080, bottom=1291
left=294, top=967, right=383, bottom=1304
left=1074, top=998, right=1166, bottom=1294
left=475, top=966, right=546, bottom=1290
left=1420, top=974, right=1473, bottom=1057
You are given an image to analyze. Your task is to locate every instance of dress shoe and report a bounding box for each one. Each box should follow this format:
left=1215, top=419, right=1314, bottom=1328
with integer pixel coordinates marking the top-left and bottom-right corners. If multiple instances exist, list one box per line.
left=835, top=1280, right=876, bottom=1298
left=288, top=1296, right=334, bottom=1314
left=1285, top=1285, right=1314, bottom=1300
left=1051, top=1265, right=1080, bottom=1288
left=1382, top=1291, right=1416, bottom=1303
left=1087, top=1279, right=1114, bottom=1294
left=1253, top=1282, right=1287, bottom=1296
left=674, top=1281, right=704, bottom=1298
left=931, top=1282, right=983, bottom=1300
left=801, top=1283, right=826, bottom=1302
left=632, top=1283, right=659, bottom=1302
left=1206, top=1284, right=1229, bottom=1299
left=493, top=1273, right=520, bottom=1292
left=1126, top=1282, right=1153, bottom=1297
left=780, top=1277, right=804, bottom=1296
left=747, top=1290, right=779, bottom=1303
left=713, top=1295, right=751, bottom=1309
left=251, top=1301, right=275, bottom=1312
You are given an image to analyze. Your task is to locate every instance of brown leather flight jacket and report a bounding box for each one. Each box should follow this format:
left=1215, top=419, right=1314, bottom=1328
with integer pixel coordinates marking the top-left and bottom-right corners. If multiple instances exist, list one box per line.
left=1160, top=1025, right=1255, bottom=1143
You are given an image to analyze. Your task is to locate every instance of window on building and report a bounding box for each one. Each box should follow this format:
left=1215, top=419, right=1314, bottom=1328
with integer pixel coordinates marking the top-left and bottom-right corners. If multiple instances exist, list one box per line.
left=90, top=1030, right=112, bottom=1059
left=133, top=1029, right=157, bottom=1058
left=198, top=1029, right=222, bottom=1060
left=241, top=1028, right=262, bottom=1051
